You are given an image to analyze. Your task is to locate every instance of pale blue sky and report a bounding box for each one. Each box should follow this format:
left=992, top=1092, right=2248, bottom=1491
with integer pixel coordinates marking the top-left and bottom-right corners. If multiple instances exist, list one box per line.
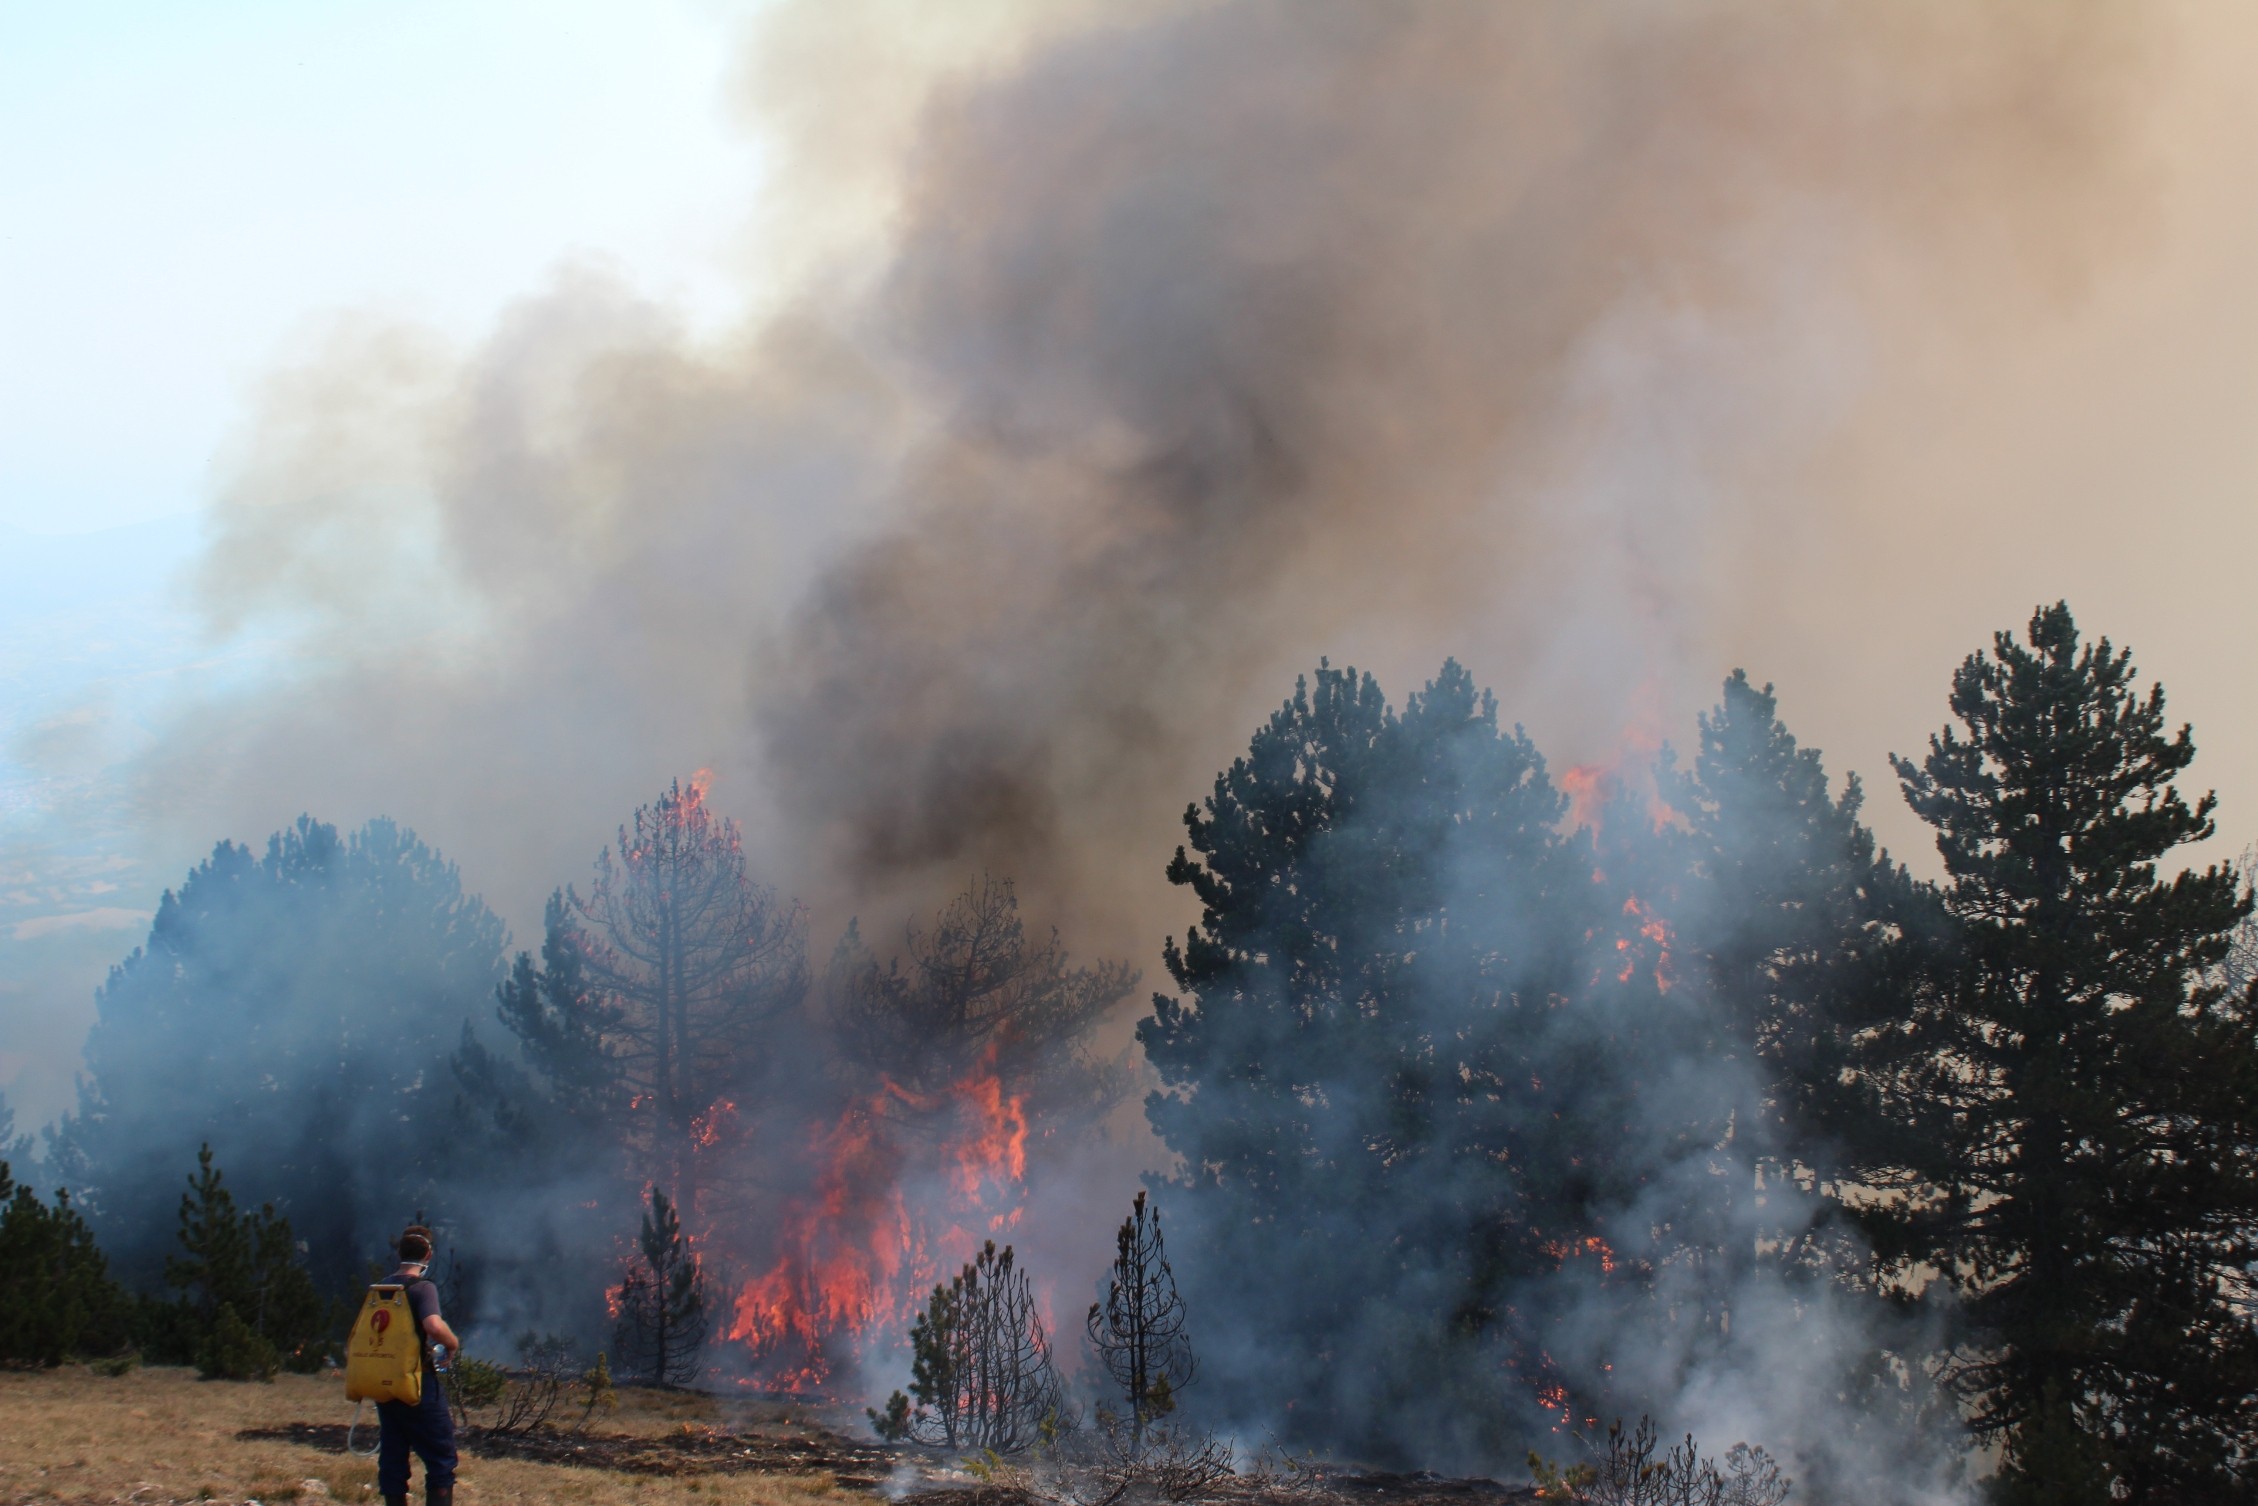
left=0, top=0, right=770, bottom=537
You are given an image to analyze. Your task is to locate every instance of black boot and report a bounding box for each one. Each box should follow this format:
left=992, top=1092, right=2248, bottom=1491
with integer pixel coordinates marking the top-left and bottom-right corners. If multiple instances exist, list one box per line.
left=384, top=1496, right=407, bottom=1506
left=426, top=1488, right=453, bottom=1506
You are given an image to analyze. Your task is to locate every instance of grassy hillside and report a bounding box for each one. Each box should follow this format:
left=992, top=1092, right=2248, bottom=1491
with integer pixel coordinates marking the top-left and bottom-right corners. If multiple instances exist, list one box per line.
left=0, top=1364, right=865, bottom=1506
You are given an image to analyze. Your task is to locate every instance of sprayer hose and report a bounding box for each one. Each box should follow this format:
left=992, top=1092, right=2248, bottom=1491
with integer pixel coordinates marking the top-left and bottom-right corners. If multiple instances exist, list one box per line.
left=346, top=1398, right=380, bottom=1458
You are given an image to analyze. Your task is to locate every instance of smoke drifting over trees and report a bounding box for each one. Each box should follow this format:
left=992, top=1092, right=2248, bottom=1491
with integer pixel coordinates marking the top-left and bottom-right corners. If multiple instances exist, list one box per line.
left=49, top=818, right=506, bottom=1293
left=14, top=1, right=2258, bottom=1499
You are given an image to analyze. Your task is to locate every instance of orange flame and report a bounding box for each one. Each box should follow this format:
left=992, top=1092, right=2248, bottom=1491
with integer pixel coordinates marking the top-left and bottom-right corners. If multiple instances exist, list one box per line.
left=722, top=1045, right=1030, bottom=1392
left=1627, top=895, right=1673, bottom=993
left=1543, top=1234, right=1618, bottom=1274
left=1560, top=764, right=1611, bottom=831
left=691, top=1098, right=738, bottom=1151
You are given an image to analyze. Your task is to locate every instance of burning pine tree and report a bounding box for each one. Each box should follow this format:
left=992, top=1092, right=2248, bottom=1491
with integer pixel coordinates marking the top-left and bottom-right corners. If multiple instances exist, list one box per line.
left=725, top=875, right=1133, bottom=1392
left=613, top=1186, right=710, bottom=1388
left=506, top=775, right=807, bottom=1226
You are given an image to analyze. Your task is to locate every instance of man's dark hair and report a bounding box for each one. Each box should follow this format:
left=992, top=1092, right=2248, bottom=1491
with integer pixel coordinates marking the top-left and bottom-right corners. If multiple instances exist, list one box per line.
left=398, top=1225, right=434, bottom=1264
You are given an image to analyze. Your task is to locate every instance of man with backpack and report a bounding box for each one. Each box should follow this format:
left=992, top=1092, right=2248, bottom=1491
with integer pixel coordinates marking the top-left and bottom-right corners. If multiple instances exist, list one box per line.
left=376, top=1225, right=460, bottom=1506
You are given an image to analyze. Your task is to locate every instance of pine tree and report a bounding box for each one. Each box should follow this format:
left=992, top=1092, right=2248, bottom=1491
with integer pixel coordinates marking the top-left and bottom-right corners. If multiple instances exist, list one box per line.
left=1675, top=671, right=1936, bottom=1269
left=0, top=1088, right=31, bottom=1164
left=613, top=1185, right=709, bottom=1388
left=870, top=1280, right=960, bottom=1444
left=1882, top=603, right=2258, bottom=1498
left=879, top=1241, right=1062, bottom=1452
left=831, top=874, right=1136, bottom=1133
left=0, top=1162, right=131, bottom=1365
left=163, top=1144, right=326, bottom=1374
left=1086, top=1190, right=1196, bottom=1447
left=1140, top=660, right=1613, bottom=1456
left=494, top=892, right=628, bottom=1124
left=51, top=817, right=507, bottom=1292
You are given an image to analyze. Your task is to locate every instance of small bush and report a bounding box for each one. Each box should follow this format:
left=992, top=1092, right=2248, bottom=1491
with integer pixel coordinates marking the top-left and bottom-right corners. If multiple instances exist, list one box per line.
left=489, top=1332, right=579, bottom=1435
left=91, top=1351, right=141, bottom=1377
left=1531, top=1416, right=1790, bottom=1506
left=869, top=1389, right=915, bottom=1442
left=578, top=1349, right=617, bottom=1431
left=879, top=1241, right=1064, bottom=1452
left=198, top=1303, right=281, bottom=1382
left=445, top=1354, right=509, bottom=1423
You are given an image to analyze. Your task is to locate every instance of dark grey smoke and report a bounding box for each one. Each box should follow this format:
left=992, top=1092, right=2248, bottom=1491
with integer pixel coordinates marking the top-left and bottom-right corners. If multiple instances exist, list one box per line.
left=753, top=0, right=2147, bottom=947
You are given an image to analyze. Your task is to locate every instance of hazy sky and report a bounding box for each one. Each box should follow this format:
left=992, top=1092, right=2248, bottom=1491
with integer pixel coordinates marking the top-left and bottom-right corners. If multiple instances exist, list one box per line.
left=0, top=0, right=772, bottom=1125
left=0, top=0, right=765, bottom=536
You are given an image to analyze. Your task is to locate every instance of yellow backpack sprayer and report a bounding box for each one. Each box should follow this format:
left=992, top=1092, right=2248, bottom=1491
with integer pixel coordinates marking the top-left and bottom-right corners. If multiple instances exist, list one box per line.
left=344, top=1282, right=429, bottom=1454
left=347, top=1284, right=423, bottom=1404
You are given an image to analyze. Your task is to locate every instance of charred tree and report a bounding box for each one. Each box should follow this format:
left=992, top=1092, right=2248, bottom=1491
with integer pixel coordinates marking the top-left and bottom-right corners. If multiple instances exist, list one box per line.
left=1086, top=1190, right=1196, bottom=1447
left=613, top=1185, right=709, bottom=1388
left=875, top=1240, right=1063, bottom=1452
left=831, top=874, right=1135, bottom=1132
left=528, top=778, right=807, bottom=1222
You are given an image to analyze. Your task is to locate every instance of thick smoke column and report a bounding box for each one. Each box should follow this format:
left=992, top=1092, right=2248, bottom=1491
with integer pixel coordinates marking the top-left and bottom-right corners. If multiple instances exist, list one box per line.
left=162, top=0, right=2158, bottom=959
left=757, top=0, right=2149, bottom=940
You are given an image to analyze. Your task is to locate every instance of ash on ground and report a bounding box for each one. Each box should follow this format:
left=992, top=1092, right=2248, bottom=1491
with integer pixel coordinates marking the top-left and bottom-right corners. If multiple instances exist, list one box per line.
left=245, top=1400, right=1536, bottom=1505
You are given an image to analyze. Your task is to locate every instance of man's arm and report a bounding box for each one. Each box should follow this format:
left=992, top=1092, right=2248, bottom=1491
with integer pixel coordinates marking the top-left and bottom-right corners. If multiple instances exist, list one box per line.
left=421, top=1311, right=461, bottom=1359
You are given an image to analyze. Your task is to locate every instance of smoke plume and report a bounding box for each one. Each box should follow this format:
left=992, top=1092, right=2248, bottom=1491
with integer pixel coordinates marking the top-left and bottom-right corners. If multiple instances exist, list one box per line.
left=160, top=0, right=2170, bottom=957
left=32, top=0, right=2251, bottom=1490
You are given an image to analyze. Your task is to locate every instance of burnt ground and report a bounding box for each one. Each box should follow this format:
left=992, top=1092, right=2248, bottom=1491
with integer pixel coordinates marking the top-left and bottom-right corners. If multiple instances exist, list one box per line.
left=237, top=1418, right=898, bottom=1484
left=240, top=1414, right=1538, bottom=1506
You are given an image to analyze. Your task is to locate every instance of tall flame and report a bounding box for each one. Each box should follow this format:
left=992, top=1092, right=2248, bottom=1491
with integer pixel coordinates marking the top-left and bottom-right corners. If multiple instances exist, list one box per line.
left=723, top=1044, right=1030, bottom=1392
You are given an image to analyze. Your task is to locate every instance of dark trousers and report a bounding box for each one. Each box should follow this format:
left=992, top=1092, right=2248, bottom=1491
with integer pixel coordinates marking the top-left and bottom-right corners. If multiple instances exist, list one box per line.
left=375, top=1375, right=457, bottom=1495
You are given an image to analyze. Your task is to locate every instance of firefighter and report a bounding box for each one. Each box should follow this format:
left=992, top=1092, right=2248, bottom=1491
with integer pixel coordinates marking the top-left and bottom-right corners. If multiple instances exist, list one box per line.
left=376, top=1225, right=460, bottom=1506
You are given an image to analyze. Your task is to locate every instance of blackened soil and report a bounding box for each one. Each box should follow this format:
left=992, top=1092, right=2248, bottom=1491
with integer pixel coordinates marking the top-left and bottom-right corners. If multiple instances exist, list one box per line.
left=241, top=1422, right=1536, bottom=1504
left=1324, top=1471, right=1537, bottom=1502
left=238, top=1419, right=896, bottom=1486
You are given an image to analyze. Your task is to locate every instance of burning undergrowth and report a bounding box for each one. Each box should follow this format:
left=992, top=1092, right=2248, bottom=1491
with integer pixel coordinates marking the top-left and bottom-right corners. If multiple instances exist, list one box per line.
left=724, top=1041, right=1037, bottom=1394
left=533, top=803, right=1135, bottom=1402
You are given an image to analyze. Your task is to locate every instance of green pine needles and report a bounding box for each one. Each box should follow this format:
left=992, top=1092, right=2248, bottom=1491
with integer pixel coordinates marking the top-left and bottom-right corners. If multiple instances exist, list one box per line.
left=870, top=1240, right=1064, bottom=1451
left=1870, top=603, right=2258, bottom=1500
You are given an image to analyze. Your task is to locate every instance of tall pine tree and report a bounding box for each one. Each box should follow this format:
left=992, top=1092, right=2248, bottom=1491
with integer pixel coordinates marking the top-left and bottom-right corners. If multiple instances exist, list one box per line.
left=1140, top=660, right=1625, bottom=1461
left=51, top=817, right=506, bottom=1292
left=1882, top=603, right=2258, bottom=1502
left=1674, top=670, right=1935, bottom=1274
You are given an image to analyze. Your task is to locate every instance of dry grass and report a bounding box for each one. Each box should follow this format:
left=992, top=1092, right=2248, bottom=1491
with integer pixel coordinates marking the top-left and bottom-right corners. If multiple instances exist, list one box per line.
left=0, top=1365, right=862, bottom=1506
